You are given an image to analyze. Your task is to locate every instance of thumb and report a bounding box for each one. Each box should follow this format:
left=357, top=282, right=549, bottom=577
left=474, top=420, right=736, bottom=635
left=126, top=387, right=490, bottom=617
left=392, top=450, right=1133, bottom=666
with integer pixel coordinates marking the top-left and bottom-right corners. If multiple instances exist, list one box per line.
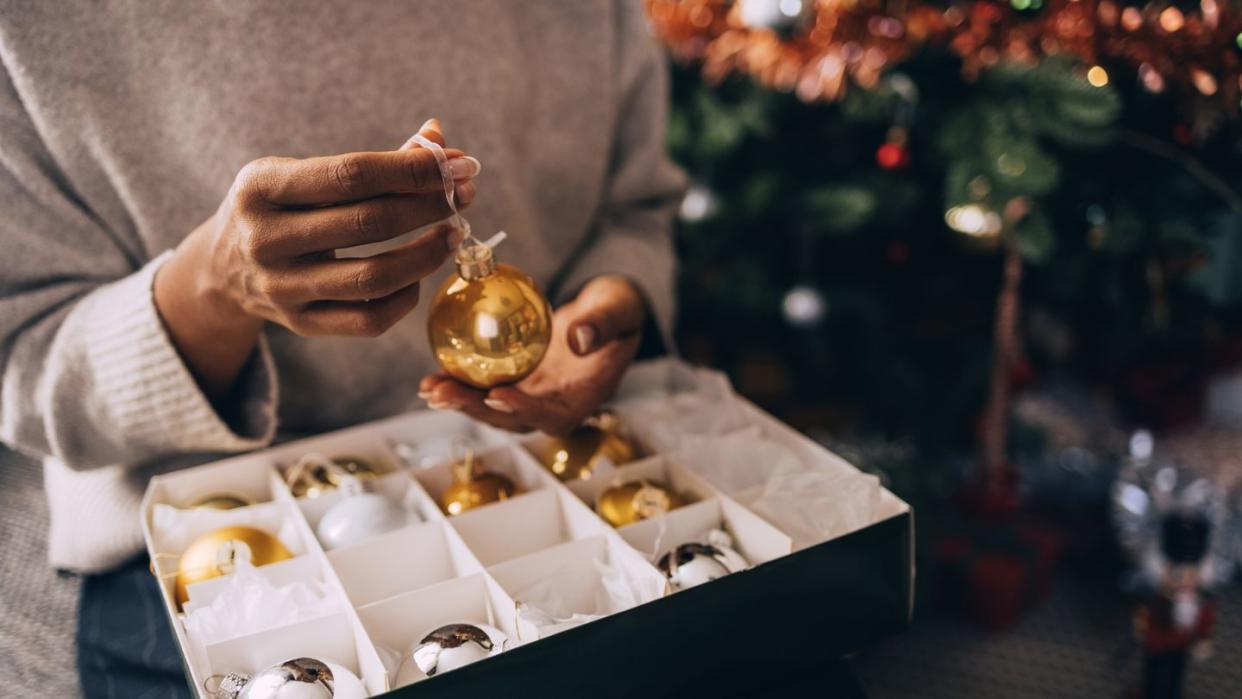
left=567, top=277, right=645, bottom=356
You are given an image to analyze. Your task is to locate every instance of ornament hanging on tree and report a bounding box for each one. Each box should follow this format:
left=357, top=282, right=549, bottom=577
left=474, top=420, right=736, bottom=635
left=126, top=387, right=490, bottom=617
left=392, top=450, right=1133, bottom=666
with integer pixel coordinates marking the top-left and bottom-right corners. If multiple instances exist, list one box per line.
left=174, top=526, right=293, bottom=608
left=737, top=0, right=814, bottom=35
left=875, top=128, right=911, bottom=170
left=679, top=183, right=720, bottom=223
left=781, top=285, right=826, bottom=327
left=205, top=657, right=366, bottom=699
left=439, top=450, right=518, bottom=516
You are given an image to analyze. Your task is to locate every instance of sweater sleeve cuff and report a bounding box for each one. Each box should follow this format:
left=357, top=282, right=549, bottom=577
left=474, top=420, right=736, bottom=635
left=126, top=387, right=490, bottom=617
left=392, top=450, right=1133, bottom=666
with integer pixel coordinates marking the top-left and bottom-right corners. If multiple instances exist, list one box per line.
left=553, top=230, right=677, bottom=357
left=80, top=251, right=278, bottom=456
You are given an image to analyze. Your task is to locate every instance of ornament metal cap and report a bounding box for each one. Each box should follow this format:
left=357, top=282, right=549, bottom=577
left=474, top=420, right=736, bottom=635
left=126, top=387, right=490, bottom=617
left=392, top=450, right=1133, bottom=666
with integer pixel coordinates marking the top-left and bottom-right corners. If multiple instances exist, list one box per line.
left=455, top=238, right=497, bottom=280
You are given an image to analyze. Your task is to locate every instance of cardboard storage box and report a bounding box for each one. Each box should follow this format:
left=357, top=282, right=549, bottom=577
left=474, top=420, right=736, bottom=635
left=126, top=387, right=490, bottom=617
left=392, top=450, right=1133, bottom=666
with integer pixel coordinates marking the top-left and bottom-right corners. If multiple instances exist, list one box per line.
left=142, top=359, right=914, bottom=697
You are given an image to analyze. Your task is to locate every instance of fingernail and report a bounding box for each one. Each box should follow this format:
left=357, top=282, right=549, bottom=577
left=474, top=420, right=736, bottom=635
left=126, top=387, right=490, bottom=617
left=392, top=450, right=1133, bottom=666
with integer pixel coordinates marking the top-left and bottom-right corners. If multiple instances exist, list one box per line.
left=574, top=325, right=595, bottom=354
left=420, top=118, right=442, bottom=135
left=484, top=397, right=514, bottom=414
left=446, top=226, right=466, bottom=251
left=428, top=400, right=458, bottom=411
left=455, top=181, right=475, bottom=206
left=449, top=156, right=481, bottom=180
left=417, top=391, right=433, bottom=401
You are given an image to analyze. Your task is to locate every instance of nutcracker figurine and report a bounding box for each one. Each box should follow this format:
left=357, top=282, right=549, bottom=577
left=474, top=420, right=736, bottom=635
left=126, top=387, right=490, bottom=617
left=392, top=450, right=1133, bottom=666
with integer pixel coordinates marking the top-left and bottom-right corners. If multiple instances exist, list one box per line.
left=1132, top=511, right=1216, bottom=699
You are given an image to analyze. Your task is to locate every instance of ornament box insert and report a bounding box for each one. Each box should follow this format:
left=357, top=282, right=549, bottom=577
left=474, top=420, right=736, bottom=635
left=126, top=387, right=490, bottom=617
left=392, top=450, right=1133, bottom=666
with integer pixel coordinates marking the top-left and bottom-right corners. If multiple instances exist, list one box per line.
left=141, top=359, right=914, bottom=697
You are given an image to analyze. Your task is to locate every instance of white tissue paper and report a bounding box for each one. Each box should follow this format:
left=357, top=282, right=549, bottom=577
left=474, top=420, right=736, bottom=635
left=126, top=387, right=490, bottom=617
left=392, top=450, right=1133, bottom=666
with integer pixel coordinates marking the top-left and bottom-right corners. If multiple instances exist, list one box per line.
left=615, top=394, right=752, bottom=453
left=673, top=428, right=805, bottom=500
left=747, top=471, right=884, bottom=549
left=673, top=430, right=884, bottom=549
left=393, top=434, right=478, bottom=470
left=612, top=357, right=733, bottom=402
left=182, top=562, right=341, bottom=646
left=515, top=558, right=662, bottom=637
left=152, top=502, right=303, bottom=556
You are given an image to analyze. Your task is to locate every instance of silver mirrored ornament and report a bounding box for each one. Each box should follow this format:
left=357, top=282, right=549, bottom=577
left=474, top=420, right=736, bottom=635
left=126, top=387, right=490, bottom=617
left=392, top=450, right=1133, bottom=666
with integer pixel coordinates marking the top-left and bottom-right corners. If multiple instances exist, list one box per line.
left=207, top=659, right=368, bottom=699
left=408, top=623, right=507, bottom=677
left=211, top=658, right=333, bottom=699
left=657, top=531, right=749, bottom=590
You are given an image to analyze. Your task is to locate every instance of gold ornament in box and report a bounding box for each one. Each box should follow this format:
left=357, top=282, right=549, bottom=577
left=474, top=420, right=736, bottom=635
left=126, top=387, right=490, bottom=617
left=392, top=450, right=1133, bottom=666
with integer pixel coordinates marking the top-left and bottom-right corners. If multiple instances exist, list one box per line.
left=427, top=239, right=552, bottom=389
left=174, top=526, right=292, bottom=608
left=439, top=450, right=518, bottom=516
left=285, top=454, right=380, bottom=499
left=189, top=493, right=252, bottom=510
left=595, top=479, right=685, bottom=528
left=535, top=413, right=639, bottom=482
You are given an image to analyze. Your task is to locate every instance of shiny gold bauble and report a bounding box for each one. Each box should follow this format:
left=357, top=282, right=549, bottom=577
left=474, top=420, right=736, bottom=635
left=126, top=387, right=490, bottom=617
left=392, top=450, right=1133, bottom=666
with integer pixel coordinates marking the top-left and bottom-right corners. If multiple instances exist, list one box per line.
left=438, top=451, right=518, bottom=516
left=174, top=526, right=293, bottom=608
left=427, top=242, right=552, bottom=389
left=287, top=455, right=379, bottom=499
left=189, top=493, right=252, bottom=510
left=536, top=415, right=639, bottom=482
left=595, top=480, right=685, bottom=528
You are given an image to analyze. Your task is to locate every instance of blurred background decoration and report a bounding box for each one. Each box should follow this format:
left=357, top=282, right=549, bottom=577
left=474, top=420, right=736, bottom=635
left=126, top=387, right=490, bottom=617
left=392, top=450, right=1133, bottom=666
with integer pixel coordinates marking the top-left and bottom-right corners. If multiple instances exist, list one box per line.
left=648, top=0, right=1242, bottom=693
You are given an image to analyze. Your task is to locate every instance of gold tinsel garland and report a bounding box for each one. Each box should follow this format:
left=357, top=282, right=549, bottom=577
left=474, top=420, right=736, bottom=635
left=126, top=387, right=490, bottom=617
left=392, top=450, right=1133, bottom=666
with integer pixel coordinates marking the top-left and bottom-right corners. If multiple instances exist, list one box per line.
left=646, top=0, right=1242, bottom=116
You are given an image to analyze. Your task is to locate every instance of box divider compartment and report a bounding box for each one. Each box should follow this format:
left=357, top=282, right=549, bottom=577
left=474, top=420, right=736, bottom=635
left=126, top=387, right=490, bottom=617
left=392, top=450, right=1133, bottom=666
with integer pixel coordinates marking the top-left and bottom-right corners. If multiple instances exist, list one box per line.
left=327, top=519, right=485, bottom=607
left=355, top=573, right=522, bottom=689
left=485, top=534, right=666, bottom=641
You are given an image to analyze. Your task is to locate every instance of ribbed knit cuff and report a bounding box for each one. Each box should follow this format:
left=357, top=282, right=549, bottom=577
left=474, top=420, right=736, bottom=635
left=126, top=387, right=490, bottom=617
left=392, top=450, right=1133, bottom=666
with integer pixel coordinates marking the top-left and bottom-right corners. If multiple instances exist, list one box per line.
left=81, top=251, right=278, bottom=456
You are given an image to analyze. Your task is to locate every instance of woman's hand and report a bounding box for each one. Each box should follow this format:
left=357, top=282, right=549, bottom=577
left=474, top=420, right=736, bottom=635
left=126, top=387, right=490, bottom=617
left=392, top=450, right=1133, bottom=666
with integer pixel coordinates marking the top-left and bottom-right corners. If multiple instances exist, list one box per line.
left=418, top=275, right=646, bottom=435
left=155, top=120, right=476, bottom=402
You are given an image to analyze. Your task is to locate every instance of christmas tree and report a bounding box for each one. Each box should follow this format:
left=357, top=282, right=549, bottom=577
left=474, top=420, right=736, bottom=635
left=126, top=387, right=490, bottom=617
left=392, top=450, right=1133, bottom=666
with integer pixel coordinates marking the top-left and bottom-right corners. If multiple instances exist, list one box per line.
left=652, top=0, right=1242, bottom=504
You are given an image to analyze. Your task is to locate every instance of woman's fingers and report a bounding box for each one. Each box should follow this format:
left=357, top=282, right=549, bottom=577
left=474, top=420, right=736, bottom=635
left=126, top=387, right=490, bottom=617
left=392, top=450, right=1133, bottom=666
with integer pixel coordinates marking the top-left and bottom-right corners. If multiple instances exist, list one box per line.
left=421, top=378, right=535, bottom=432
left=283, top=225, right=454, bottom=302
left=260, top=183, right=474, bottom=259
left=235, top=147, right=475, bottom=208
left=486, top=385, right=581, bottom=436
left=292, top=279, right=424, bottom=337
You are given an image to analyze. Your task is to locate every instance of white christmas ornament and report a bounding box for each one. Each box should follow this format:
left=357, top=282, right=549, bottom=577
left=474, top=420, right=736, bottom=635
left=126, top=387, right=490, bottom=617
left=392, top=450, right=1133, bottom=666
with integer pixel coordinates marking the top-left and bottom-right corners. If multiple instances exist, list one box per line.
left=739, top=0, right=813, bottom=32
left=782, top=285, right=826, bottom=327
left=402, top=623, right=508, bottom=679
left=679, top=184, right=719, bottom=223
left=208, top=658, right=365, bottom=699
left=657, top=529, right=749, bottom=590
left=316, top=477, right=409, bottom=551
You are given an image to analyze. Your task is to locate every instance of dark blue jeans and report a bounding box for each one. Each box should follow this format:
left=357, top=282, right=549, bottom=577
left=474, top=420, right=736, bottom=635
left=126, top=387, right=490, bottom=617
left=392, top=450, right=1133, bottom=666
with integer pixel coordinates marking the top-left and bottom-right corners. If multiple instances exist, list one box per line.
left=77, top=556, right=191, bottom=699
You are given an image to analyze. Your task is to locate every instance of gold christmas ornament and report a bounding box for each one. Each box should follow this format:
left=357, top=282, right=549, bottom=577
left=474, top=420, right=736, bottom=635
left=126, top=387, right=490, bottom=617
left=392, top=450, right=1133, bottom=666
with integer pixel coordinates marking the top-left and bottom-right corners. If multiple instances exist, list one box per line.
left=174, top=526, right=293, bottom=608
left=285, top=454, right=380, bottom=499
left=535, top=413, right=639, bottom=482
left=439, top=451, right=518, bottom=516
left=427, top=238, right=552, bottom=389
left=595, top=479, right=686, bottom=527
left=189, top=493, right=252, bottom=510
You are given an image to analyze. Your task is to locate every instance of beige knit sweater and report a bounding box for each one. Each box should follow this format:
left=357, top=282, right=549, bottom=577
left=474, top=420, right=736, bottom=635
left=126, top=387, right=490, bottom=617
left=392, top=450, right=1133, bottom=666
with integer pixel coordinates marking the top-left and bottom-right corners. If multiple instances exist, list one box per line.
left=0, top=1, right=683, bottom=573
